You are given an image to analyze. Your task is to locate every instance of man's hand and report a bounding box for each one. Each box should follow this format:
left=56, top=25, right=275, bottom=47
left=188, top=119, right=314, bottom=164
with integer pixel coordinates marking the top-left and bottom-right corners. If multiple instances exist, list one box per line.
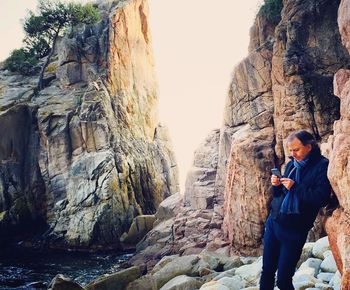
left=280, top=178, right=295, bottom=190
left=271, top=175, right=281, bottom=186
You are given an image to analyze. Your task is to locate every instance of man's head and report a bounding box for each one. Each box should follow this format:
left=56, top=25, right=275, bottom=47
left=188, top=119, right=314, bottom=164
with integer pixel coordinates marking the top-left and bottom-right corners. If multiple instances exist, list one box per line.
left=286, top=130, right=318, bottom=161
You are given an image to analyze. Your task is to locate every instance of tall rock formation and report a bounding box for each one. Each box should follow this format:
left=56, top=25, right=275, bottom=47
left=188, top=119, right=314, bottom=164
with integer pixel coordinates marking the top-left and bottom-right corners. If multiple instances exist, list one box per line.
left=0, top=0, right=179, bottom=250
left=325, top=0, right=350, bottom=288
left=177, top=0, right=350, bottom=257
left=221, top=43, right=276, bottom=255
left=220, top=0, right=350, bottom=255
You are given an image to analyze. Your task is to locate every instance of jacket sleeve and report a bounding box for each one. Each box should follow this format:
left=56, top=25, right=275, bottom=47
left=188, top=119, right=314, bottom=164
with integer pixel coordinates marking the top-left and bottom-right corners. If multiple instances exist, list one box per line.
left=291, top=159, right=331, bottom=208
left=272, top=185, right=283, bottom=197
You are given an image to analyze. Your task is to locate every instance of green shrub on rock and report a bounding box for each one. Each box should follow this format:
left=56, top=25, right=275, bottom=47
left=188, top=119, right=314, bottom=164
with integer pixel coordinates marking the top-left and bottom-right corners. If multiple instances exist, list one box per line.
left=259, top=0, right=283, bottom=25
left=4, top=48, right=39, bottom=76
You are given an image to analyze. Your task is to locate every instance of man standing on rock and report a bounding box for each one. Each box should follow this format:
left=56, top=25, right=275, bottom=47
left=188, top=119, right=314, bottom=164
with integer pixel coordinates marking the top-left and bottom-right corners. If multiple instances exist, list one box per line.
left=260, top=130, right=332, bottom=290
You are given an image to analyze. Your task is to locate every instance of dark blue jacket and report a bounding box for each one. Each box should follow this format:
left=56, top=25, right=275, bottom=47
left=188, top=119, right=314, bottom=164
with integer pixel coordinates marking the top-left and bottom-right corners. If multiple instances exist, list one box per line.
left=269, top=148, right=332, bottom=233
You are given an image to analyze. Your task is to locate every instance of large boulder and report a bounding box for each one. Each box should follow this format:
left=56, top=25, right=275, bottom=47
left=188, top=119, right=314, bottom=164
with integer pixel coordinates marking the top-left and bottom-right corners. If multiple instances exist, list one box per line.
left=222, top=126, right=275, bottom=255
left=159, top=275, right=203, bottom=290
left=155, top=192, right=182, bottom=222
left=234, top=258, right=263, bottom=286
left=125, top=274, right=157, bottom=290
left=312, top=237, right=330, bottom=259
left=85, top=266, right=142, bottom=290
left=48, top=274, right=84, bottom=290
left=120, top=214, right=156, bottom=247
left=151, top=255, right=200, bottom=289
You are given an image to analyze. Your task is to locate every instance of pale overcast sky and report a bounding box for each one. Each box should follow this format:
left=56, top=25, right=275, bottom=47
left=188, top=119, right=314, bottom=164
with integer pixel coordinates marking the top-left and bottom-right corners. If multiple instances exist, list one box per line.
left=0, top=0, right=263, bottom=193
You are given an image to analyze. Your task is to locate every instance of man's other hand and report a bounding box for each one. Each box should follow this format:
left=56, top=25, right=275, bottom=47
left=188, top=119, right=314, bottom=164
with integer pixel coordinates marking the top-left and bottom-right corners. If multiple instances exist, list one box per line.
left=280, top=178, right=295, bottom=190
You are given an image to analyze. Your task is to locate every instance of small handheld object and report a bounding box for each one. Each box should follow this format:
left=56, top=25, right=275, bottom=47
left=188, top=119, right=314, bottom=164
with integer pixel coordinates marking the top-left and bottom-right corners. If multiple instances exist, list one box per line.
left=271, top=168, right=282, bottom=178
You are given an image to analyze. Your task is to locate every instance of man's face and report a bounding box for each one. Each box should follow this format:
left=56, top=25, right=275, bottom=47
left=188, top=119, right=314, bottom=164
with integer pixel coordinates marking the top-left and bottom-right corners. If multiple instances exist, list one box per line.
left=287, top=138, right=312, bottom=161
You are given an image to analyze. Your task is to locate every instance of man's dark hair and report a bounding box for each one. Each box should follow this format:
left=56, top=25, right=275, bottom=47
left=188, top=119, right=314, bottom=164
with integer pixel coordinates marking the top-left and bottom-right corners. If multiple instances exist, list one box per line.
left=286, top=130, right=319, bottom=150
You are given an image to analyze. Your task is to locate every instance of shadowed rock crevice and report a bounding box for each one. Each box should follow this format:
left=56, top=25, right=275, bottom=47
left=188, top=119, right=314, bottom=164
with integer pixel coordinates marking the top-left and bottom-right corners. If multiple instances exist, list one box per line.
left=0, top=105, right=47, bottom=246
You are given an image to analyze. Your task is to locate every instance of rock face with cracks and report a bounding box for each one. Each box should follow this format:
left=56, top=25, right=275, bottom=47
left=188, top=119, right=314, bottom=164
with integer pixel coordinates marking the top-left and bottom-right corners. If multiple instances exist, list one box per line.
left=219, top=0, right=350, bottom=255
left=0, top=0, right=179, bottom=250
left=179, top=0, right=350, bottom=257
left=325, top=0, right=350, bottom=288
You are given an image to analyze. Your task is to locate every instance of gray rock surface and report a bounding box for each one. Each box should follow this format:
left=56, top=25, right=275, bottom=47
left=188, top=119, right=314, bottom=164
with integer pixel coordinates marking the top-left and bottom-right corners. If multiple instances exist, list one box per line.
left=159, top=275, right=203, bottom=290
left=0, top=0, right=179, bottom=249
left=111, top=236, right=341, bottom=290
left=152, top=255, right=200, bottom=289
left=298, top=258, right=323, bottom=277
left=125, top=274, right=157, bottom=290
left=215, top=276, right=246, bottom=290
left=298, top=243, right=315, bottom=268
left=317, top=272, right=335, bottom=283
left=48, top=274, right=84, bottom=290
left=85, top=266, right=142, bottom=290
left=155, top=193, right=182, bottom=223
left=329, top=271, right=341, bottom=290
left=234, top=257, right=262, bottom=286
left=312, top=237, right=330, bottom=260
left=120, top=215, right=156, bottom=247
left=199, top=281, right=230, bottom=290
left=184, top=129, right=220, bottom=210
left=320, top=253, right=337, bottom=273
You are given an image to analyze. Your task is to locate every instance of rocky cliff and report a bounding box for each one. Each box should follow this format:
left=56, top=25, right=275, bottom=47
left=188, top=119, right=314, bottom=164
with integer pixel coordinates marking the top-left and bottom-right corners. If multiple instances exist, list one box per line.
left=220, top=0, right=350, bottom=255
left=325, top=0, right=350, bottom=288
left=177, top=0, right=350, bottom=258
left=0, top=0, right=179, bottom=250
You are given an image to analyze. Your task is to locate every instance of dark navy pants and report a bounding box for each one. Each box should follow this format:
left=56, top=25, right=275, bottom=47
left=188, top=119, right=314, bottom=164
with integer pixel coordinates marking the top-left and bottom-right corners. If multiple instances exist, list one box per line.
left=259, top=215, right=308, bottom=290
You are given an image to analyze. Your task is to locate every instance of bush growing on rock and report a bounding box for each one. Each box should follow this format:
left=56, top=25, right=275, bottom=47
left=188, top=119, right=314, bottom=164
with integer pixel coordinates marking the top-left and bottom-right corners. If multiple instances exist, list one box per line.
left=4, top=48, right=40, bottom=75
left=259, top=0, right=283, bottom=24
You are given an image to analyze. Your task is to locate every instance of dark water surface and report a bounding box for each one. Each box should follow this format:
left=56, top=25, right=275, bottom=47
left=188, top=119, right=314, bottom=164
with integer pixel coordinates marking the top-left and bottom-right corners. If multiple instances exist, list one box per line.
left=0, top=247, right=135, bottom=289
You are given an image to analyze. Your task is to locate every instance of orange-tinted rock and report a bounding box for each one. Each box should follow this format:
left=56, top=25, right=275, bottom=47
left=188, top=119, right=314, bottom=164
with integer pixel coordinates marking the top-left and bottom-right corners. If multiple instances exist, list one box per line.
left=222, top=126, right=275, bottom=255
left=219, top=42, right=274, bottom=255
left=338, top=0, right=350, bottom=52
left=248, top=10, right=276, bottom=53
left=325, top=209, right=350, bottom=289
left=325, top=1, right=350, bottom=288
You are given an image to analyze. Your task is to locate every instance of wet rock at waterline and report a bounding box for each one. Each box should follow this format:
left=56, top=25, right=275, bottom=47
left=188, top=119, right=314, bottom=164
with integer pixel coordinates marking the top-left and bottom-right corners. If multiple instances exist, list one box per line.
left=48, top=274, right=84, bottom=290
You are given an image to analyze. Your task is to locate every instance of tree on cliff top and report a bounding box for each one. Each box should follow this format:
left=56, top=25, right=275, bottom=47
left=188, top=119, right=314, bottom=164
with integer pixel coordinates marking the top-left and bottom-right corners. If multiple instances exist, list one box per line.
left=26, top=0, right=100, bottom=91
left=5, top=0, right=100, bottom=90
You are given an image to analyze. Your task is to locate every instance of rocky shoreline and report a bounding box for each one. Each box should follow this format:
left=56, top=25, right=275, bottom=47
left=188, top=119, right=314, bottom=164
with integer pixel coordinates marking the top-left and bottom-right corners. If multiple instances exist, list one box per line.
left=43, top=193, right=341, bottom=290
left=45, top=235, right=340, bottom=290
